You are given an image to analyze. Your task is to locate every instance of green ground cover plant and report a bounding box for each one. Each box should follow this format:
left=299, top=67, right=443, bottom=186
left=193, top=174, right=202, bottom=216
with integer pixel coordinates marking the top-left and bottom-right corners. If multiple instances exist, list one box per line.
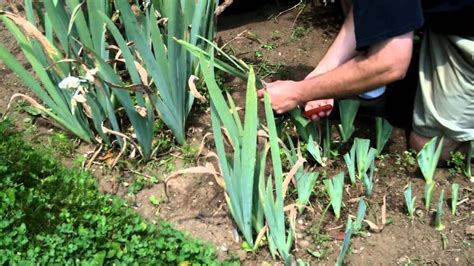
left=0, top=120, right=219, bottom=264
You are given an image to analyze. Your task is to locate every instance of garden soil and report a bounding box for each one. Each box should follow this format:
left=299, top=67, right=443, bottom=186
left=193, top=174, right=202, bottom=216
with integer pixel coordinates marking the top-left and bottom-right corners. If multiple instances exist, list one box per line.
left=0, top=1, right=472, bottom=265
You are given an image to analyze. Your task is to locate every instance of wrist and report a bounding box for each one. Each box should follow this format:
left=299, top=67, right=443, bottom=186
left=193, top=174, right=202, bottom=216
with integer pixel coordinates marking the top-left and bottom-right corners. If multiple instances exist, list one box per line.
left=294, top=80, right=308, bottom=105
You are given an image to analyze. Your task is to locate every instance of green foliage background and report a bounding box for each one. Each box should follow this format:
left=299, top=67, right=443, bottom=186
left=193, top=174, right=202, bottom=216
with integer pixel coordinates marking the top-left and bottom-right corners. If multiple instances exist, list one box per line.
left=0, top=120, right=219, bottom=264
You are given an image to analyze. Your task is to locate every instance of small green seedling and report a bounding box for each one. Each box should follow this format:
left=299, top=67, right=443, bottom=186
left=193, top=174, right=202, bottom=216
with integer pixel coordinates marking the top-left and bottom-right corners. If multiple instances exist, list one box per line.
left=343, top=143, right=356, bottom=185
left=323, top=172, right=345, bottom=220
left=296, top=171, right=320, bottom=213
left=403, top=183, right=416, bottom=218
left=441, top=233, right=448, bottom=250
left=149, top=195, right=161, bottom=206
left=336, top=217, right=354, bottom=266
left=418, top=137, right=443, bottom=209
left=375, top=117, right=393, bottom=155
left=435, top=190, right=445, bottom=231
left=362, top=161, right=375, bottom=197
left=417, top=136, right=444, bottom=185
left=296, top=259, right=310, bottom=266
left=425, top=182, right=435, bottom=210
left=355, top=138, right=377, bottom=180
left=451, top=183, right=459, bottom=215
left=353, top=199, right=367, bottom=232
left=338, top=99, right=360, bottom=143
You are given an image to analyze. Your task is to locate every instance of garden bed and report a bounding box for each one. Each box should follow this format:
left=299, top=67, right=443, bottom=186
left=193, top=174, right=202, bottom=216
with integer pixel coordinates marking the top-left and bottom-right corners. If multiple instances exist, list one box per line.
left=0, top=0, right=472, bottom=264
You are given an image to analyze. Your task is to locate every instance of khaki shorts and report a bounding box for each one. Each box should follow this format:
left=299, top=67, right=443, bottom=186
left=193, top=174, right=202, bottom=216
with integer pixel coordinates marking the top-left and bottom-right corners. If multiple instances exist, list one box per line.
left=412, top=30, right=474, bottom=142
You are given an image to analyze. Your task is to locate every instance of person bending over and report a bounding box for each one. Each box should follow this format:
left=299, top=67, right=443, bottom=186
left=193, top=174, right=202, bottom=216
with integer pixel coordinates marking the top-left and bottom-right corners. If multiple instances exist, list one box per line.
left=259, top=0, right=474, bottom=161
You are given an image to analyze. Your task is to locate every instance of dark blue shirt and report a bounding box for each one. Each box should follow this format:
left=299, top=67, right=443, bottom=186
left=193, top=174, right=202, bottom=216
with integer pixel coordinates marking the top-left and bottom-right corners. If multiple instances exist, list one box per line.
left=353, top=0, right=474, bottom=50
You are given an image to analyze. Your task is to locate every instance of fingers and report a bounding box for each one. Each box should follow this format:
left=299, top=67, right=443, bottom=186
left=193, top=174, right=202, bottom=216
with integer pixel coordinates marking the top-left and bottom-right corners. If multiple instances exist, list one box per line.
left=309, top=109, right=333, bottom=122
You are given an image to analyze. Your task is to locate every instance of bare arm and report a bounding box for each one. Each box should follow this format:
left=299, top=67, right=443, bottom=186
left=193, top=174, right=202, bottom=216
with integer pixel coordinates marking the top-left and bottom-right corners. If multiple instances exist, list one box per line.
left=307, top=5, right=358, bottom=77
left=296, top=32, right=413, bottom=102
left=262, top=31, right=414, bottom=114
left=303, top=4, right=358, bottom=120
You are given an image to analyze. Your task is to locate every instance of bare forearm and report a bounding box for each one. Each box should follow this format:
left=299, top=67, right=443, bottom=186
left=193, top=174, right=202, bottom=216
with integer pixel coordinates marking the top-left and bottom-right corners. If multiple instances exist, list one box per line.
left=297, top=32, right=413, bottom=102
left=299, top=56, right=396, bottom=101
left=311, top=5, right=358, bottom=75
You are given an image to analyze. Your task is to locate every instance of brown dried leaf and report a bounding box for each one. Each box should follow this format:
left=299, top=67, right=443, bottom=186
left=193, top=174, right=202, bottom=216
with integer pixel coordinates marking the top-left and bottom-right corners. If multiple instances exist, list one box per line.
left=165, top=162, right=225, bottom=189
left=254, top=225, right=268, bottom=249
left=135, top=106, right=147, bottom=117
left=197, top=132, right=213, bottom=159
left=99, top=150, right=116, bottom=166
left=6, top=93, right=47, bottom=115
left=282, top=157, right=306, bottom=196
left=73, top=94, right=87, bottom=103
left=188, top=75, right=206, bottom=103
left=1, top=12, right=62, bottom=69
left=364, top=195, right=388, bottom=233
left=363, top=219, right=383, bottom=233
left=135, top=61, right=149, bottom=87
left=334, top=231, right=345, bottom=241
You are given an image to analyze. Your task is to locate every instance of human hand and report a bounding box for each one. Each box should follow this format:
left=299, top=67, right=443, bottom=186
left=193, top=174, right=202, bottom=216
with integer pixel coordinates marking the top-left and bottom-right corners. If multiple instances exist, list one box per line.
left=257, top=80, right=301, bottom=114
left=303, top=67, right=334, bottom=121
left=304, top=99, right=334, bottom=121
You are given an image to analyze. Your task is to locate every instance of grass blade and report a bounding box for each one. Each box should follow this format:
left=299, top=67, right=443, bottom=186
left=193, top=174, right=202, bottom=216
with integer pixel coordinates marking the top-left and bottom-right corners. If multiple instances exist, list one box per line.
left=375, top=117, right=393, bottom=155
left=435, top=189, right=445, bottom=231
left=425, top=182, right=435, bottom=210
left=363, top=161, right=375, bottom=197
left=353, top=199, right=367, bottom=232
left=403, top=183, right=416, bottom=218
left=336, top=217, right=353, bottom=266
left=344, top=143, right=356, bottom=185
left=451, top=183, right=459, bottom=215
left=307, top=134, right=326, bottom=167
left=239, top=67, right=259, bottom=244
